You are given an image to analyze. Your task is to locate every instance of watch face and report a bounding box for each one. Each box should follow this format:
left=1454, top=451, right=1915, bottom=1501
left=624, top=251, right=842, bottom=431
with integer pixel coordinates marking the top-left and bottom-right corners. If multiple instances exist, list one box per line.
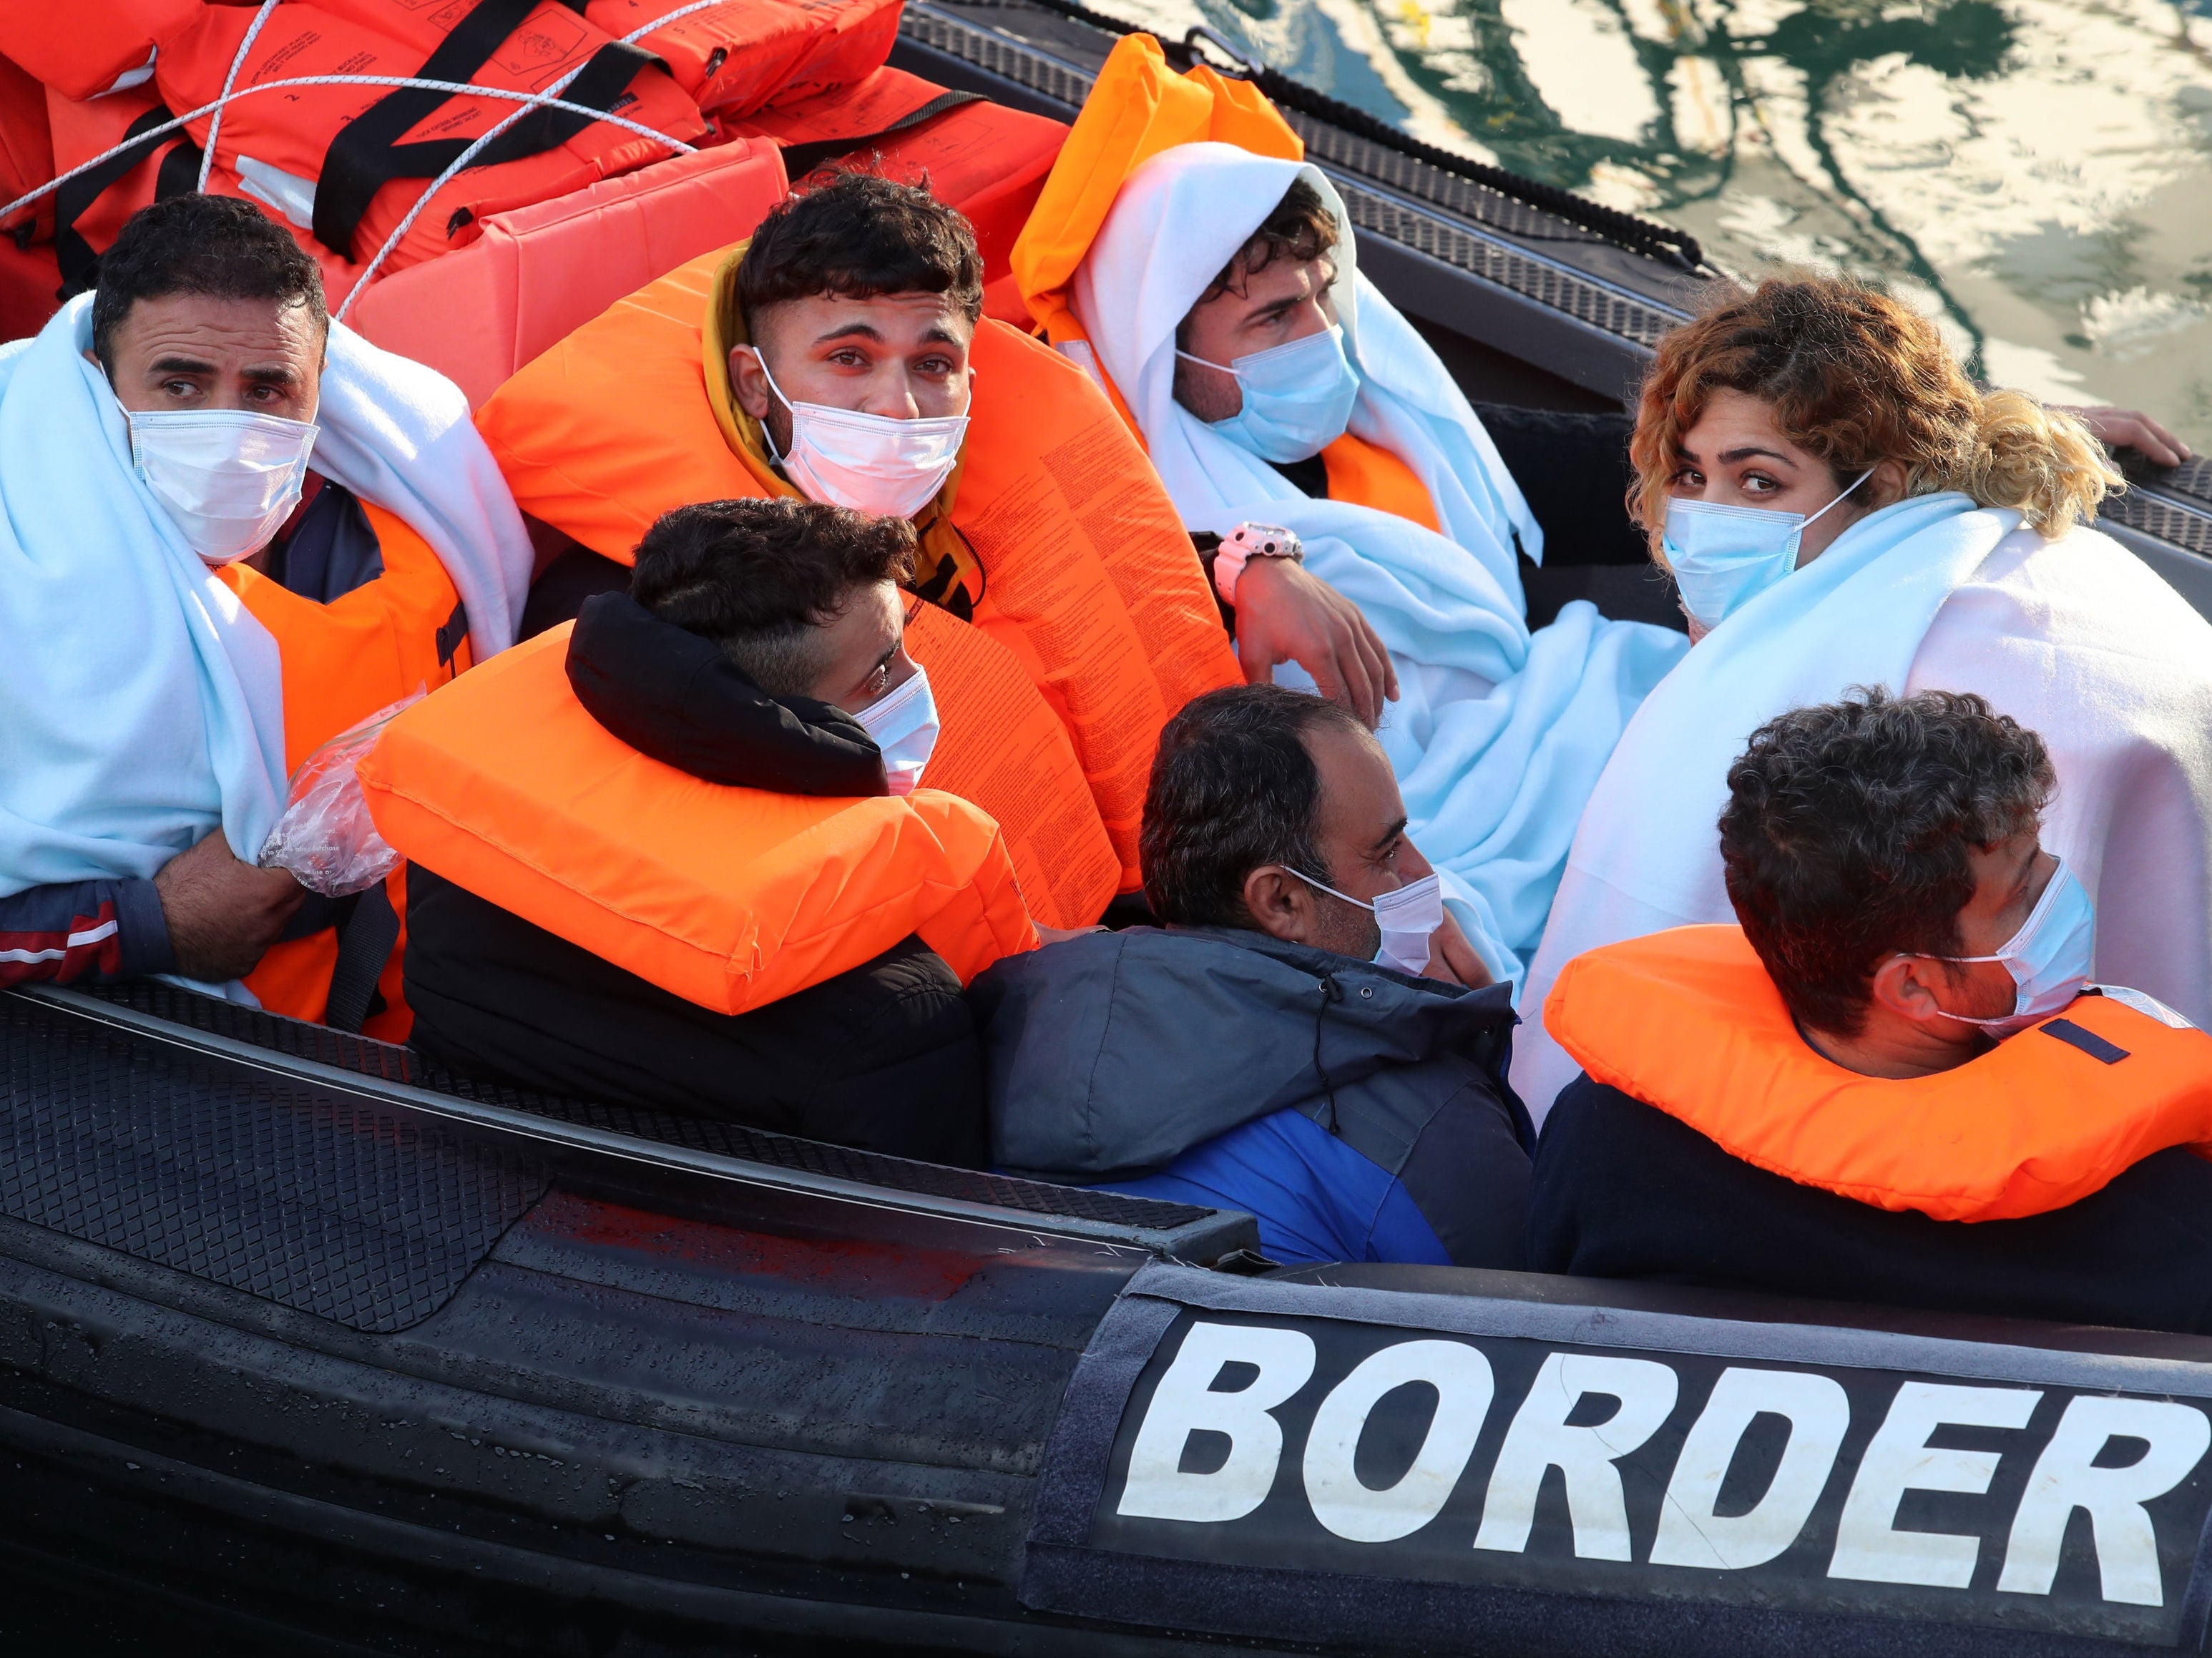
left=1234, top=522, right=1302, bottom=559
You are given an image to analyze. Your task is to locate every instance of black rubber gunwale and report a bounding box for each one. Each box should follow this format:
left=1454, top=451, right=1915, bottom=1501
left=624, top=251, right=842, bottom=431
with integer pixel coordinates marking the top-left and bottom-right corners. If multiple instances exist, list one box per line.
left=18, top=986, right=1257, bottom=1262
left=968, top=0, right=1706, bottom=270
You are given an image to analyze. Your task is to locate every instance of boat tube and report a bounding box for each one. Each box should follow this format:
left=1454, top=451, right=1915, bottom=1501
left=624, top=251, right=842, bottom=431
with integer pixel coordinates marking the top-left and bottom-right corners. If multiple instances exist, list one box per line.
left=6, top=4, right=2212, bottom=1652
left=4, top=981, right=2212, bottom=1655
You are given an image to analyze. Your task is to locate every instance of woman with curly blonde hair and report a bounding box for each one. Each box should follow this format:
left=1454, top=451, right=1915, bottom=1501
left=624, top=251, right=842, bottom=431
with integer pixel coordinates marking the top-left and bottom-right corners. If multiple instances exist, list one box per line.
left=1512, top=274, right=2212, bottom=1120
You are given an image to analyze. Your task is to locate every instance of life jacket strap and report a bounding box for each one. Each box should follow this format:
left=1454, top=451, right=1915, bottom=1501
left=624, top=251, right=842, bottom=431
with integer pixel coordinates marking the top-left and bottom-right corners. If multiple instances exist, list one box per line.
left=314, top=0, right=660, bottom=260
left=777, top=89, right=984, bottom=185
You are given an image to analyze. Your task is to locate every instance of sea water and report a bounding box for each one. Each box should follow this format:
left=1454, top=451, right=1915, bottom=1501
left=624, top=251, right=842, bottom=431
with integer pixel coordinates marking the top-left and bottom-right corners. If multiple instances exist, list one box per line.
left=1106, top=0, right=2212, bottom=447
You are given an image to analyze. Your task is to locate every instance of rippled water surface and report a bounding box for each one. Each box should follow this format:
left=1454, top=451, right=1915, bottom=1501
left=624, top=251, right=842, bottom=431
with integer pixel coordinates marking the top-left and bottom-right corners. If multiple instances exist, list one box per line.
left=1099, top=0, right=2212, bottom=443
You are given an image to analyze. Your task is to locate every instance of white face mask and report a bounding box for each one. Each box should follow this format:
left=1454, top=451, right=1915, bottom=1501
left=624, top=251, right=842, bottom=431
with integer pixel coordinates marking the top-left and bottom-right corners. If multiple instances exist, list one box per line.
left=127, top=407, right=318, bottom=565
left=753, top=349, right=967, bottom=521
left=1287, top=867, right=1444, bottom=976
left=853, top=663, right=940, bottom=796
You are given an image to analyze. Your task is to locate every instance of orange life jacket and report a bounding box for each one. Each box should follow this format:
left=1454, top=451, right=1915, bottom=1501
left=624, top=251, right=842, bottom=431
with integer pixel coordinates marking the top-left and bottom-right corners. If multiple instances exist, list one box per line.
left=1546, top=924, right=2212, bottom=1223
left=347, top=135, right=788, bottom=410
left=724, top=66, right=1069, bottom=318
left=147, top=1, right=710, bottom=289
left=0, top=0, right=200, bottom=103
left=220, top=501, right=475, bottom=1040
left=358, top=622, right=1039, bottom=1016
left=582, top=0, right=903, bottom=119
left=474, top=240, right=1241, bottom=898
left=1322, top=433, right=1442, bottom=532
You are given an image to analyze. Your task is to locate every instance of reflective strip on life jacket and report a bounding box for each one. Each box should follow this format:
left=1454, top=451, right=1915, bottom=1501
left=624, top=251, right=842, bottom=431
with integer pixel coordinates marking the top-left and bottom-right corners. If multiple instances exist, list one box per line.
left=0, top=0, right=200, bottom=103
left=1546, top=923, right=2212, bottom=1222
left=1322, top=432, right=1442, bottom=533
left=357, top=623, right=1040, bottom=1016
left=223, top=504, right=469, bottom=1039
left=474, top=240, right=1240, bottom=894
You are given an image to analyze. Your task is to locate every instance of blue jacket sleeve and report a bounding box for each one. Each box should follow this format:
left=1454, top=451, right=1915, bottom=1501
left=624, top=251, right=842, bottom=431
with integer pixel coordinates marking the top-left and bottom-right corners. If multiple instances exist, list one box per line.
left=0, top=877, right=173, bottom=987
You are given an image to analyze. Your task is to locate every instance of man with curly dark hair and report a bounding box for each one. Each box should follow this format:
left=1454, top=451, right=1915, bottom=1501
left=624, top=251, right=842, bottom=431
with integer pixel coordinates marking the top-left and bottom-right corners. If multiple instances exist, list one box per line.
left=1524, top=687, right=2212, bottom=1333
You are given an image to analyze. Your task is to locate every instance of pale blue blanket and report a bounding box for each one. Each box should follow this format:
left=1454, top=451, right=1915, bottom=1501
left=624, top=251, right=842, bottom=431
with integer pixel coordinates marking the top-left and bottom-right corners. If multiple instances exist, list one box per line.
left=1214, top=498, right=1688, bottom=986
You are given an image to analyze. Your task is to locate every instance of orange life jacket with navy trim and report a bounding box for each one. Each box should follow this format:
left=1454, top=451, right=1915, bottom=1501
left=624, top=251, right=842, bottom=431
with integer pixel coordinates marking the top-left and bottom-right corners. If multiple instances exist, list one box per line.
left=357, top=622, right=1039, bottom=1016
left=474, top=240, right=1242, bottom=909
left=218, top=500, right=472, bottom=1041
left=1545, top=923, right=2212, bottom=1223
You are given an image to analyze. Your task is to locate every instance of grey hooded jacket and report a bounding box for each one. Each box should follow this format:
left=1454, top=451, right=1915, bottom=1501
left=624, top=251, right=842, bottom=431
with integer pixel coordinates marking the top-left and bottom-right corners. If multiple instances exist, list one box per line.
left=970, top=926, right=1532, bottom=1266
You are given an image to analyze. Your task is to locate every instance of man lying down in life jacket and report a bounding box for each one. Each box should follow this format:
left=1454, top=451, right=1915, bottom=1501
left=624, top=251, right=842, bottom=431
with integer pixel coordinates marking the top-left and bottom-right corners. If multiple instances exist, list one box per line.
left=479, top=171, right=1391, bottom=937
left=359, top=498, right=1037, bottom=1167
left=1532, top=688, right=2212, bottom=1335
left=977, top=683, right=1530, bottom=1270
left=0, top=195, right=532, bottom=1039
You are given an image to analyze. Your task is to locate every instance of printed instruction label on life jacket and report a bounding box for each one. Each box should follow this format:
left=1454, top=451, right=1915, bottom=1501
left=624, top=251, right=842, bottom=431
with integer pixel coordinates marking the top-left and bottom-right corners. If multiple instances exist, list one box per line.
left=1023, top=1263, right=2212, bottom=1652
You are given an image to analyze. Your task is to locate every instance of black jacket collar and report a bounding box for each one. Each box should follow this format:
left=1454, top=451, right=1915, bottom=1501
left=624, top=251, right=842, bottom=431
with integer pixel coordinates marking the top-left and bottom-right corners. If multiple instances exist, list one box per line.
left=565, top=592, right=887, bottom=797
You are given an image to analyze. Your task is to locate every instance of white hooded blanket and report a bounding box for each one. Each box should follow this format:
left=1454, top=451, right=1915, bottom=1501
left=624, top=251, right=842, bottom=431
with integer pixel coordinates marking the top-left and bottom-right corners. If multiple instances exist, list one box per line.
left=1069, top=142, right=1688, bottom=981
left=1512, top=491, right=2212, bottom=1121
left=0, top=294, right=534, bottom=900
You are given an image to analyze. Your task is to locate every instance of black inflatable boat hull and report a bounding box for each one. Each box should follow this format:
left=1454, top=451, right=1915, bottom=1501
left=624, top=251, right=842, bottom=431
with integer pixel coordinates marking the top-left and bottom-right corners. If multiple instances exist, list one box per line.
left=4, top=985, right=2212, bottom=1656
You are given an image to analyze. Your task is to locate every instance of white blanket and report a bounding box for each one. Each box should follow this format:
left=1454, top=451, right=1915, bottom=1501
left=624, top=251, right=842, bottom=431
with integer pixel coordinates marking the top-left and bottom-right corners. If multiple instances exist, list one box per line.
left=0, top=294, right=532, bottom=898
left=1513, top=491, right=2212, bottom=1120
left=1070, top=141, right=1687, bottom=981
left=1070, top=142, right=1541, bottom=599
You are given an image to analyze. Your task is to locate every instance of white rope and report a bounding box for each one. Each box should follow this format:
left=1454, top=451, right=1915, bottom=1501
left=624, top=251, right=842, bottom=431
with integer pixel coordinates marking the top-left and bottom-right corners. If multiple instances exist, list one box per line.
left=335, top=0, right=737, bottom=313
left=0, top=76, right=700, bottom=225
left=334, top=62, right=592, bottom=318
left=617, top=0, right=730, bottom=42
left=197, top=0, right=279, bottom=192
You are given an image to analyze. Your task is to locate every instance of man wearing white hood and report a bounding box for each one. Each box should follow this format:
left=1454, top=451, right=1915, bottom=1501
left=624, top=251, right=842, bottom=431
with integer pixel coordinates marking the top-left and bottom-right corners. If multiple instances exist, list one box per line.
left=1053, top=138, right=1690, bottom=982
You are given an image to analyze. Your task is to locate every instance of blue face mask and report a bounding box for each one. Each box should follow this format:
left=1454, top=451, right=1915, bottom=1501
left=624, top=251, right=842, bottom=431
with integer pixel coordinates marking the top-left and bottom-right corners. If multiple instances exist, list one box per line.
left=1927, top=858, right=2097, bottom=1038
left=1178, top=324, right=1361, bottom=464
left=1662, top=469, right=1874, bottom=631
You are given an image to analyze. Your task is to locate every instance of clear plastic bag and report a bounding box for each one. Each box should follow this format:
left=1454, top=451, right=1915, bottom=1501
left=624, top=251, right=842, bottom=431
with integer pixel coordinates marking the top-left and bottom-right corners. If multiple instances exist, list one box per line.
left=257, top=688, right=425, bottom=897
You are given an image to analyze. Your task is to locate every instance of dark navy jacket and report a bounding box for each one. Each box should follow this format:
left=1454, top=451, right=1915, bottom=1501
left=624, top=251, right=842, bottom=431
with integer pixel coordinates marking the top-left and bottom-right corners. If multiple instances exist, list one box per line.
left=972, top=926, right=1532, bottom=1267
left=1530, top=1074, right=2212, bottom=1334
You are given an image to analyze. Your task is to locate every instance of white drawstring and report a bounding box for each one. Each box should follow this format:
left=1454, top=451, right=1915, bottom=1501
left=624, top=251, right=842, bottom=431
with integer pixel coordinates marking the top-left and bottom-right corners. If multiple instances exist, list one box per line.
left=197, top=0, right=278, bottom=192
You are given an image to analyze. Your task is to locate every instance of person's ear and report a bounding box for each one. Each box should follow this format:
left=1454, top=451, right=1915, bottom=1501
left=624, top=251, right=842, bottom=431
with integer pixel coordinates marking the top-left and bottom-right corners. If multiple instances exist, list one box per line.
left=1866, top=457, right=1910, bottom=511
left=1242, top=865, right=1315, bottom=945
left=728, top=344, right=772, bottom=421
left=1866, top=953, right=1949, bottom=1024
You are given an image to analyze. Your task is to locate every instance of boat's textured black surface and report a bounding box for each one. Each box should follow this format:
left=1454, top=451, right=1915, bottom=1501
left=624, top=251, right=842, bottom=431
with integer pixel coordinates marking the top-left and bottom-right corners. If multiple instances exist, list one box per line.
left=0, top=993, right=548, bottom=1334
left=897, top=0, right=1703, bottom=359
left=77, top=980, right=1217, bottom=1233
